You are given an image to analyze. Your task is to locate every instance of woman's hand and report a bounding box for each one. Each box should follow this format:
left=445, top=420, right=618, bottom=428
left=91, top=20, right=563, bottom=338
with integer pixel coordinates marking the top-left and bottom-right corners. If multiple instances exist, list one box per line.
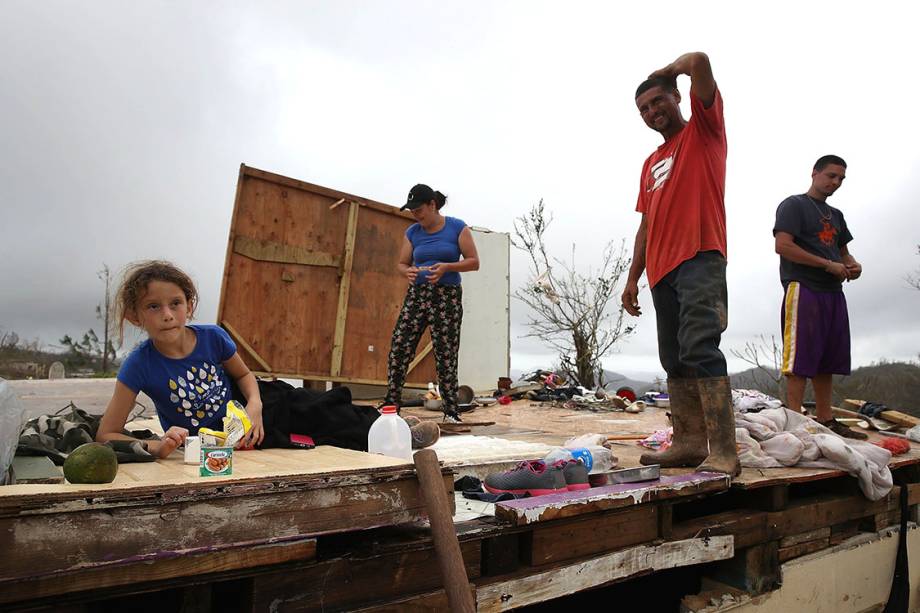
left=239, top=401, right=265, bottom=448
left=426, top=262, right=451, bottom=284
left=405, top=266, right=420, bottom=283
left=158, top=426, right=189, bottom=459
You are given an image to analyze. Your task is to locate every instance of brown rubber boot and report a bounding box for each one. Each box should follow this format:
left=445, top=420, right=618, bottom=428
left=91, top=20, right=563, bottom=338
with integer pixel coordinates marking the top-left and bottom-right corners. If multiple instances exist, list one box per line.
left=696, top=376, right=741, bottom=477
left=640, top=379, right=708, bottom=467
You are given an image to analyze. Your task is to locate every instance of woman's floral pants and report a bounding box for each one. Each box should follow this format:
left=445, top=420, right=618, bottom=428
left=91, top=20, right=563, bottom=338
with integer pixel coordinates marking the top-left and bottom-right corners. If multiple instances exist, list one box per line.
left=386, top=283, right=463, bottom=414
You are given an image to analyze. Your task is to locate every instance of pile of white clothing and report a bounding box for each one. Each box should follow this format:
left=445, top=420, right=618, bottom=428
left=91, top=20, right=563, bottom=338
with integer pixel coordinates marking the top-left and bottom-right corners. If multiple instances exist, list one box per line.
left=735, top=407, right=893, bottom=501
left=732, top=388, right=784, bottom=413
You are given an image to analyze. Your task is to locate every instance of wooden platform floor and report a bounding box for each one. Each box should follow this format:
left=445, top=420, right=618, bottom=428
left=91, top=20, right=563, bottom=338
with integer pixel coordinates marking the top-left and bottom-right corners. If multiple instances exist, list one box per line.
left=402, top=399, right=920, bottom=490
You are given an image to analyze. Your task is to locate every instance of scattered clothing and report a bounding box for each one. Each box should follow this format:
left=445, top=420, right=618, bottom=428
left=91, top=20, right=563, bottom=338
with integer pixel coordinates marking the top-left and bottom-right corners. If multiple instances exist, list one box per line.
left=819, top=418, right=868, bottom=440
left=251, top=380, right=380, bottom=451
left=875, top=437, right=911, bottom=456
left=732, top=389, right=784, bottom=414
left=17, top=405, right=158, bottom=464
left=860, top=401, right=888, bottom=418
left=638, top=428, right=673, bottom=452
left=454, top=475, right=483, bottom=492
left=735, top=407, right=892, bottom=500
left=462, top=490, right=528, bottom=502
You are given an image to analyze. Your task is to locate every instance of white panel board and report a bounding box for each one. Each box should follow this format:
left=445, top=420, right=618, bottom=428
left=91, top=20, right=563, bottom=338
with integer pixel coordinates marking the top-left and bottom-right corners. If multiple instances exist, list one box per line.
left=457, top=228, right=510, bottom=391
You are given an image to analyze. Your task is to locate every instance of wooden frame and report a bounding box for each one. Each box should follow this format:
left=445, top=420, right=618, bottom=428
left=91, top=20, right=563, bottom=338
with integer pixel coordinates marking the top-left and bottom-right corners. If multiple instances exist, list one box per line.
left=217, top=165, right=439, bottom=388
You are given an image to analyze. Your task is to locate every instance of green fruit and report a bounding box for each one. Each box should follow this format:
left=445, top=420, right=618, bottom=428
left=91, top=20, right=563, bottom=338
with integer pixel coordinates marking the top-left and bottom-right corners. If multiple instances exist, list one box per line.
left=63, top=442, right=119, bottom=484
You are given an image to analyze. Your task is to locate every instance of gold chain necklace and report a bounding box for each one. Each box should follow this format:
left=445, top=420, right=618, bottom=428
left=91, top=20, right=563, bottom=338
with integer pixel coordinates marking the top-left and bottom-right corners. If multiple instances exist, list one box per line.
left=805, top=195, right=833, bottom=222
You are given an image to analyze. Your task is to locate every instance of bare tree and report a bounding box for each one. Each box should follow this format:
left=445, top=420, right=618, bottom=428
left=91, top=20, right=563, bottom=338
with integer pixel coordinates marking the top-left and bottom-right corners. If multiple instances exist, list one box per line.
left=908, top=245, right=920, bottom=291
left=731, top=334, right=785, bottom=398
left=57, top=264, right=118, bottom=373
left=96, top=264, right=117, bottom=372
left=512, top=200, right=635, bottom=389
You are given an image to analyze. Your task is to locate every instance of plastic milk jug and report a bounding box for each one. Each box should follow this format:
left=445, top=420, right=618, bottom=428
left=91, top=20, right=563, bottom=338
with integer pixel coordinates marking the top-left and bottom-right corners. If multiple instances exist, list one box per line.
left=367, top=405, right=412, bottom=461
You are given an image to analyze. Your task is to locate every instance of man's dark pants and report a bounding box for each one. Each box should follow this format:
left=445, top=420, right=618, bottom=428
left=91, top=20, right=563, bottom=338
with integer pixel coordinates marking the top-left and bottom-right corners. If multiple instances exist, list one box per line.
left=650, top=251, right=728, bottom=379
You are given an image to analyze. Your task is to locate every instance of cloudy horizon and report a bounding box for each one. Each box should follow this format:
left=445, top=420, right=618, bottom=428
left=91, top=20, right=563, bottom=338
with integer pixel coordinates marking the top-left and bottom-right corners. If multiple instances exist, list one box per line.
left=2, top=2, right=918, bottom=384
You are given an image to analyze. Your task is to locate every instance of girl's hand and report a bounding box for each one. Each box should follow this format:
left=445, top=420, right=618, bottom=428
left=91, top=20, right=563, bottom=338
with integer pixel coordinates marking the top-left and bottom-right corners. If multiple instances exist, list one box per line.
left=158, top=426, right=188, bottom=459
left=405, top=266, right=420, bottom=283
left=426, top=263, right=450, bottom=284
left=239, top=402, right=264, bottom=449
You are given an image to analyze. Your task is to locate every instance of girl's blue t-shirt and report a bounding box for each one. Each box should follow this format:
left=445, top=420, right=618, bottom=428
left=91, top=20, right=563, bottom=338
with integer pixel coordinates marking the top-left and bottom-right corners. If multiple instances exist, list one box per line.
left=406, top=216, right=466, bottom=286
left=117, top=324, right=236, bottom=434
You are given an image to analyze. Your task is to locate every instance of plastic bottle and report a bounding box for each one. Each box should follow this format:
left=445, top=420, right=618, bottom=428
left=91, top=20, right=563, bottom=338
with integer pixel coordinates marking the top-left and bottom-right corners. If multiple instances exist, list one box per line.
left=543, top=446, right=616, bottom=474
left=367, top=405, right=412, bottom=461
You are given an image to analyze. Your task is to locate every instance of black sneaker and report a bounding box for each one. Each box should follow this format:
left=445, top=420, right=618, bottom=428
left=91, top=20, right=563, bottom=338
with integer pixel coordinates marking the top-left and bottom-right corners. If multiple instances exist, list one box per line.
left=819, top=418, right=869, bottom=440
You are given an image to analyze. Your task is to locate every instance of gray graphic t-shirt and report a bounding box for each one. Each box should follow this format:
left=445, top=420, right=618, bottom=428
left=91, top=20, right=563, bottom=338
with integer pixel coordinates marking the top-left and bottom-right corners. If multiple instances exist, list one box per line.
left=773, top=194, right=852, bottom=291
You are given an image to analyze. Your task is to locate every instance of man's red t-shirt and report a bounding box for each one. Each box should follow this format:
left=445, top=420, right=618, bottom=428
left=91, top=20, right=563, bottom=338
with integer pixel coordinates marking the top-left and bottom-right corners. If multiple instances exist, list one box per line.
left=635, top=88, right=727, bottom=288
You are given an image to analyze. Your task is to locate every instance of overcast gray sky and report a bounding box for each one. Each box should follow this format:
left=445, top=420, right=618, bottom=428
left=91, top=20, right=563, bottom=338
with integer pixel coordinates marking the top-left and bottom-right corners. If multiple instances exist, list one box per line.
left=2, top=1, right=918, bottom=380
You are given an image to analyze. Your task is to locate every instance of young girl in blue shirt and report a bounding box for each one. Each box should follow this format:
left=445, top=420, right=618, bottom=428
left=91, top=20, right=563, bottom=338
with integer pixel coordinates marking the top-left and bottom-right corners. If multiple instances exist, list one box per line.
left=96, top=261, right=264, bottom=458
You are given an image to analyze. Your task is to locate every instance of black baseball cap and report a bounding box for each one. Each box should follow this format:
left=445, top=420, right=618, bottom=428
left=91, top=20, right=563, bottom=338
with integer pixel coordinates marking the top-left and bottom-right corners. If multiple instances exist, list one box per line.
left=401, top=184, right=436, bottom=210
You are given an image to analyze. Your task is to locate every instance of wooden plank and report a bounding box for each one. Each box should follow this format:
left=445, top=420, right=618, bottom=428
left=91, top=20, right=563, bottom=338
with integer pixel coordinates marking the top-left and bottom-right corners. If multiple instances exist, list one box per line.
left=844, top=399, right=920, bottom=428
left=709, top=542, right=780, bottom=596
left=0, top=462, right=452, bottom=584
left=494, top=472, right=730, bottom=526
left=475, top=536, right=733, bottom=612
left=407, top=341, right=434, bottom=375
left=481, top=533, right=520, bottom=576
left=860, top=509, right=901, bottom=532
left=241, top=165, right=402, bottom=218
left=351, top=588, right=477, bottom=613
left=829, top=519, right=860, bottom=545
left=222, top=320, right=272, bottom=372
left=778, top=537, right=829, bottom=563
left=233, top=235, right=341, bottom=268
left=0, top=538, right=315, bottom=605
left=779, top=527, right=831, bottom=548
left=527, top=506, right=659, bottom=566
left=216, top=164, right=247, bottom=326
left=251, top=540, right=481, bottom=611
left=0, top=446, right=414, bottom=500
left=767, top=484, right=920, bottom=539
left=330, top=200, right=359, bottom=377
left=671, top=509, right=768, bottom=550
left=251, top=370, right=428, bottom=389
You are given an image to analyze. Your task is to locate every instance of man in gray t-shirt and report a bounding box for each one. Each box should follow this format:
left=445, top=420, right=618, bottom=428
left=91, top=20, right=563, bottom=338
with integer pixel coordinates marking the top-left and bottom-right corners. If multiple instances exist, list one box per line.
left=773, top=155, right=865, bottom=439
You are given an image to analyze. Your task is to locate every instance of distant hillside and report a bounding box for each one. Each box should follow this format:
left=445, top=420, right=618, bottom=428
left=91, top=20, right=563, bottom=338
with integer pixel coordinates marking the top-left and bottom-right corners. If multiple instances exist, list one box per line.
left=599, top=370, right=658, bottom=395
left=510, top=367, right=657, bottom=394
left=730, top=361, right=920, bottom=416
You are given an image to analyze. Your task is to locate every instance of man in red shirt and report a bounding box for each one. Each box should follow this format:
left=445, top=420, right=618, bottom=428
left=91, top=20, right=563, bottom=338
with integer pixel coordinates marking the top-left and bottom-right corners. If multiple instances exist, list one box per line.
left=621, top=51, right=739, bottom=476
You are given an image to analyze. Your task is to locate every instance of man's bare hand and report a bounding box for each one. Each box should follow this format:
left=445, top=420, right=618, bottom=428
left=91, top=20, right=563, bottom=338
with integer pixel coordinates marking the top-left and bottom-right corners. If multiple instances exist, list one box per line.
left=845, top=261, right=862, bottom=280
left=824, top=260, right=850, bottom=282
left=621, top=282, right=642, bottom=316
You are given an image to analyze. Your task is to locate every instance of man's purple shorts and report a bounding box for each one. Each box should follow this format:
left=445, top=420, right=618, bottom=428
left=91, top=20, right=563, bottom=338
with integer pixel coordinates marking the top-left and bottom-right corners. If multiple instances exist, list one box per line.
left=781, top=281, right=851, bottom=378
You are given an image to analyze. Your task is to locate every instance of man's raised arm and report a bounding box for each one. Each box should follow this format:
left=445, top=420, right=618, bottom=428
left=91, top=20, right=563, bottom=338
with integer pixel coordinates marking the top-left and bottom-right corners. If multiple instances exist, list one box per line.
left=648, top=51, right=716, bottom=108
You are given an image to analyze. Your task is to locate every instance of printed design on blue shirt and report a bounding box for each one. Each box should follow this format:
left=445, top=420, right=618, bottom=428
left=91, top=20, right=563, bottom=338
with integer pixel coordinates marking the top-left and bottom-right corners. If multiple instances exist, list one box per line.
left=167, top=362, right=229, bottom=428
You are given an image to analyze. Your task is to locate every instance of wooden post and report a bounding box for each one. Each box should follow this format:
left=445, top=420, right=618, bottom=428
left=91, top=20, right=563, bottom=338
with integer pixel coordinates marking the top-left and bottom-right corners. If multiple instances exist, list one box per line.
left=331, top=201, right=360, bottom=377
left=413, top=449, right=475, bottom=613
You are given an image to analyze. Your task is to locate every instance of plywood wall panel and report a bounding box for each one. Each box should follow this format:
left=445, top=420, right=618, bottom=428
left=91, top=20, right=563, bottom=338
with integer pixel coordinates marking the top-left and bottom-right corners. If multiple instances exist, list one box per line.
left=218, top=165, right=505, bottom=388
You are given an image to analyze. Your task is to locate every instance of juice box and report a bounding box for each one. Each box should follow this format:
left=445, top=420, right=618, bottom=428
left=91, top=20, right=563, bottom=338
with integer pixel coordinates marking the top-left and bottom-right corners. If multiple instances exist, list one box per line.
left=200, top=446, right=233, bottom=477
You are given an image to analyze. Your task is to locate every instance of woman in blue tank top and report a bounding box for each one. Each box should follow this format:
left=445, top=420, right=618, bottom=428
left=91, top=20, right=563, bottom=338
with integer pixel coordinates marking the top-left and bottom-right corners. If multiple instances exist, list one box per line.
left=384, top=184, right=480, bottom=422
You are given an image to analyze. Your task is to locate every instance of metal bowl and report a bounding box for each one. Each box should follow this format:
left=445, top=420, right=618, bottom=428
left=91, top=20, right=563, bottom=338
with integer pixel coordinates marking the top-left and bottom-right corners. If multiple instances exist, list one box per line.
left=423, top=398, right=443, bottom=411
